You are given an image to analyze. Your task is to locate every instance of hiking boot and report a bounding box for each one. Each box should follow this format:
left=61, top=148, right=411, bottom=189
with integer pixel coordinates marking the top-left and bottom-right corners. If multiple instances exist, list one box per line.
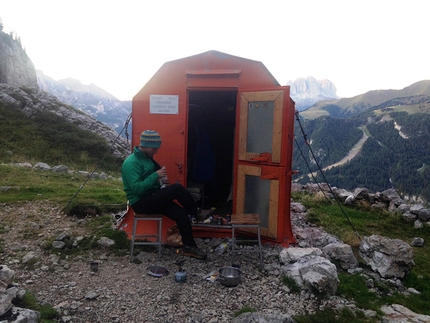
left=182, top=245, right=207, bottom=260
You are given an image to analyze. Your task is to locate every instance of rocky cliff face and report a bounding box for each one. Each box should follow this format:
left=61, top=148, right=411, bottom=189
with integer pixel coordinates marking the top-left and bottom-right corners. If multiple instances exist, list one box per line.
left=0, top=30, right=38, bottom=89
left=287, top=76, right=338, bottom=111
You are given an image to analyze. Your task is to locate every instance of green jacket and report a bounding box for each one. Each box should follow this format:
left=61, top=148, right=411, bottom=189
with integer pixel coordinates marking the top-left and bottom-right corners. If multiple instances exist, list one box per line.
left=121, top=146, right=160, bottom=205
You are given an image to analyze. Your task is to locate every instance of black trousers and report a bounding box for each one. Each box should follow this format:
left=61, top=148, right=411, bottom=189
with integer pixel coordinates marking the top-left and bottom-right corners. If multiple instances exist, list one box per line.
left=131, top=183, right=198, bottom=247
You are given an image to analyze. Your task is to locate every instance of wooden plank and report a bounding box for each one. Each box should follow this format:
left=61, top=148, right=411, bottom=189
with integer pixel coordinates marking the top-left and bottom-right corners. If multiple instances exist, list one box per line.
left=272, top=92, right=284, bottom=163
left=242, top=91, right=282, bottom=102
left=245, top=165, right=261, bottom=176
left=236, top=165, right=246, bottom=214
left=231, top=213, right=260, bottom=224
left=238, top=93, right=248, bottom=160
left=268, top=180, right=279, bottom=238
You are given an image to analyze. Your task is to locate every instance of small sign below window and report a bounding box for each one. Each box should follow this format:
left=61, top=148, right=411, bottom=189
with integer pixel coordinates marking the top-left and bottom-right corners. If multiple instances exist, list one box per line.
left=150, top=95, right=179, bottom=114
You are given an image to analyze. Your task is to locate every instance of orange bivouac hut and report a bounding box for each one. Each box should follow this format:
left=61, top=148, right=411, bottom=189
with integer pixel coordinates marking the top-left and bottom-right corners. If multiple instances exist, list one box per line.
left=118, top=50, right=296, bottom=246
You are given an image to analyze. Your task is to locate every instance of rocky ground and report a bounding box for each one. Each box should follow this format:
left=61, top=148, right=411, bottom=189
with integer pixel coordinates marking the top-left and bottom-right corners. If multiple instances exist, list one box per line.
left=0, top=201, right=351, bottom=323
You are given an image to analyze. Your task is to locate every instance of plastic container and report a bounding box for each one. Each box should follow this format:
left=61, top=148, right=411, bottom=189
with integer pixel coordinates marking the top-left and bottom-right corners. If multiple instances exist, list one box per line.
left=160, top=177, right=168, bottom=189
left=175, top=270, right=187, bottom=283
left=215, top=238, right=230, bottom=254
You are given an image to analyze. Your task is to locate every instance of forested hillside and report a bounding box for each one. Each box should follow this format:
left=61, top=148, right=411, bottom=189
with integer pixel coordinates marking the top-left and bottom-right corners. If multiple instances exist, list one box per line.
left=293, top=109, right=430, bottom=203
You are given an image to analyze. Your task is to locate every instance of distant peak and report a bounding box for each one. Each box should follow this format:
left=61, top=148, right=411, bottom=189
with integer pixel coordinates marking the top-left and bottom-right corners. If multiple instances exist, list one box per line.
left=287, top=76, right=338, bottom=98
left=286, top=76, right=339, bottom=111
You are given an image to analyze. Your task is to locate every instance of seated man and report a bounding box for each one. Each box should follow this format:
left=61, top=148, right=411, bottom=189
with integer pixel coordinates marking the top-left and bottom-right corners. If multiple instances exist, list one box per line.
left=121, top=130, right=207, bottom=259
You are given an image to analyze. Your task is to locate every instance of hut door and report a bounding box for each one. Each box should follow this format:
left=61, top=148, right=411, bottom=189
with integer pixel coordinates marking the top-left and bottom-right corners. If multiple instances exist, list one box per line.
left=234, top=88, right=290, bottom=240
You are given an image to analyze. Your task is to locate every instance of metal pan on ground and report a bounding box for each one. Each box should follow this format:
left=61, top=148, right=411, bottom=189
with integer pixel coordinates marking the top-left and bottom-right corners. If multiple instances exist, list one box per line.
left=218, top=266, right=241, bottom=287
left=147, top=265, right=169, bottom=277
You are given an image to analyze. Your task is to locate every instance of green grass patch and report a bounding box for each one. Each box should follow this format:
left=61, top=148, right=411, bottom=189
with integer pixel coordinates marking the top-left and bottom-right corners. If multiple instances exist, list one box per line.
left=336, top=272, right=383, bottom=312
left=0, top=164, right=126, bottom=207
left=294, top=307, right=378, bottom=323
left=12, top=291, right=60, bottom=323
left=280, top=274, right=301, bottom=293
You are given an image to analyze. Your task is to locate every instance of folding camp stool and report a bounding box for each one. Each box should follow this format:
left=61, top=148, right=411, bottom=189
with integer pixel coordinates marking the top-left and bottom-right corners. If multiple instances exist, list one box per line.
left=130, top=213, right=163, bottom=260
left=230, top=213, right=263, bottom=267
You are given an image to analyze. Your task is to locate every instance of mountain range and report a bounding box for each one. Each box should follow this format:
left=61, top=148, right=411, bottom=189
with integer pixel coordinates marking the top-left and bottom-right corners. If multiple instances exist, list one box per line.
left=0, top=29, right=129, bottom=172
left=36, top=70, right=132, bottom=135
left=300, top=80, right=430, bottom=119
left=1, top=27, right=429, bottom=203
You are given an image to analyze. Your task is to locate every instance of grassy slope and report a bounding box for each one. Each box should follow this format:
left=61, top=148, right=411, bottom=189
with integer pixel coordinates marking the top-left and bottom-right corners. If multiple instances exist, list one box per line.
left=0, top=100, right=124, bottom=175
left=0, top=99, right=127, bottom=212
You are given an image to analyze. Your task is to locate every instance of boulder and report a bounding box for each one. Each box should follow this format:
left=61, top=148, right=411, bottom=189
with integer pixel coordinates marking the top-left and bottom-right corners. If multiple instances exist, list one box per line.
left=280, top=247, right=322, bottom=263
left=52, top=241, right=66, bottom=249
left=0, top=266, right=15, bottom=287
left=33, top=162, right=51, bottom=171
left=14, top=162, right=32, bottom=168
left=52, top=165, right=68, bottom=173
left=354, top=187, right=371, bottom=199
left=97, top=237, right=115, bottom=248
left=282, top=255, right=339, bottom=297
left=3, top=306, right=39, bottom=323
left=411, top=237, right=424, bottom=247
left=335, top=188, right=354, bottom=201
left=418, top=209, right=430, bottom=222
left=0, top=291, right=14, bottom=318
left=381, top=188, right=404, bottom=209
left=294, top=227, right=340, bottom=248
left=381, top=304, right=430, bottom=323
left=359, top=235, right=414, bottom=278
left=290, top=202, right=306, bottom=213
left=414, top=220, right=423, bottom=229
left=291, top=183, right=304, bottom=192
left=322, top=242, right=359, bottom=270
left=410, top=204, right=424, bottom=215
left=344, top=195, right=355, bottom=205
left=22, top=251, right=36, bottom=264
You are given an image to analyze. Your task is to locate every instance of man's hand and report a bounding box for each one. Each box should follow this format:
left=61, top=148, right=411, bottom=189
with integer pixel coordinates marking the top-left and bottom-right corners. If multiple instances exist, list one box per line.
left=157, top=166, right=167, bottom=178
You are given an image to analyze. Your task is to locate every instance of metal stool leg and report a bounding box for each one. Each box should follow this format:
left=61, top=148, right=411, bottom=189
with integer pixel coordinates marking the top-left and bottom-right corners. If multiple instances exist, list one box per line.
left=130, top=217, right=137, bottom=261
left=230, top=214, right=262, bottom=267
left=157, top=217, right=162, bottom=257
left=257, top=227, right=262, bottom=267
left=130, top=215, right=163, bottom=261
left=231, top=225, right=236, bottom=264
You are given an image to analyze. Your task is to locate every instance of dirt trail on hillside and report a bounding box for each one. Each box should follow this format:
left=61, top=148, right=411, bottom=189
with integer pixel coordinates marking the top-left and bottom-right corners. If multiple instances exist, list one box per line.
left=297, top=127, right=369, bottom=180
left=323, top=127, right=369, bottom=171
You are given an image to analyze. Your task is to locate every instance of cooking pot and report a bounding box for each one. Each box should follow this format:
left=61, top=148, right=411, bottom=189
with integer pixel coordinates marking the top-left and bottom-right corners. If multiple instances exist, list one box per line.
left=218, top=266, right=241, bottom=287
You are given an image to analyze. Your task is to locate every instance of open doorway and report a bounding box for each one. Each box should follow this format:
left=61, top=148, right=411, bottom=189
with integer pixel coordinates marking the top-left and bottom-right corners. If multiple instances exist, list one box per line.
left=187, top=90, right=237, bottom=214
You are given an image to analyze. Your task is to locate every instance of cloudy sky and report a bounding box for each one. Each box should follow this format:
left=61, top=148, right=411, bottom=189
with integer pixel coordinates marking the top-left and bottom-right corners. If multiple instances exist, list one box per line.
left=1, top=0, right=429, bottom=101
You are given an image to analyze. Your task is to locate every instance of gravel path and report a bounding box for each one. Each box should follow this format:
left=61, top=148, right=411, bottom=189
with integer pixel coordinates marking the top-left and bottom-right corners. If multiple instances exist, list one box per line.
left=1, top=201, right=334, bottom=323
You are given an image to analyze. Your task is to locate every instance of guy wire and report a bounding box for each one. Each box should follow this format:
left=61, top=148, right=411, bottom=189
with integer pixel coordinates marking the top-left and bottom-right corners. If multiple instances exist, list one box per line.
left=294, top=111, right=361, bottom=241
left=62, top=112, right=132, bottom=212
